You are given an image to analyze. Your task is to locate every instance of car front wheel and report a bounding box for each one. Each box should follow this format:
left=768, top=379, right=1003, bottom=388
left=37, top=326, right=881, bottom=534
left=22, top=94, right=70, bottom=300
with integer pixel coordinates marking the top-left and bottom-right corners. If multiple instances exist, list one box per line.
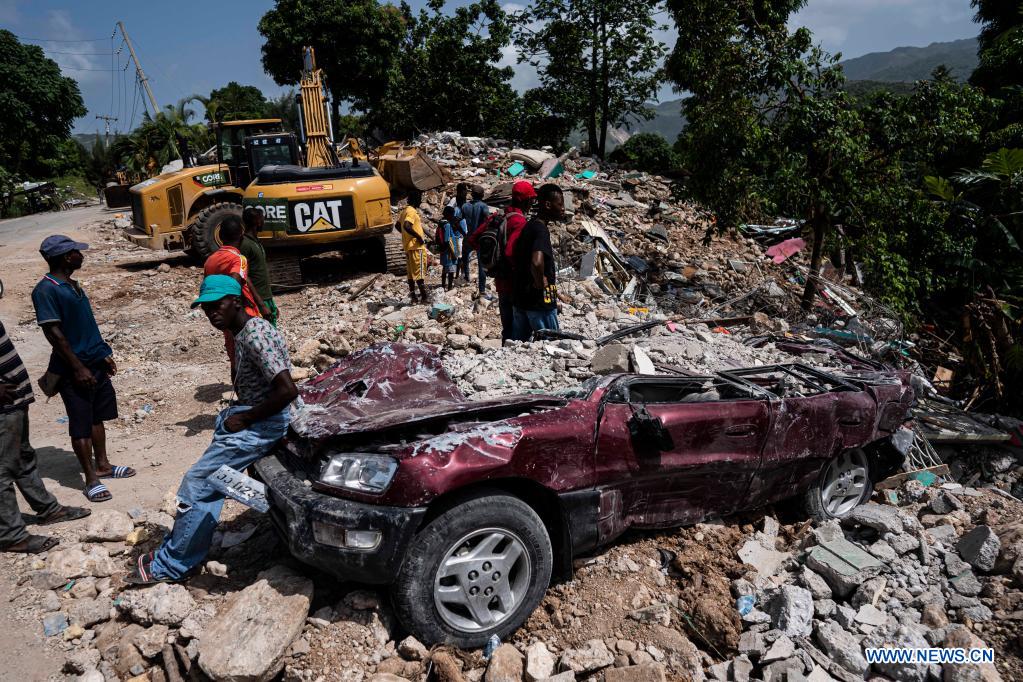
left=804, top=448, right=873, bottom=520
left=391, top=492, right=553, bottom=648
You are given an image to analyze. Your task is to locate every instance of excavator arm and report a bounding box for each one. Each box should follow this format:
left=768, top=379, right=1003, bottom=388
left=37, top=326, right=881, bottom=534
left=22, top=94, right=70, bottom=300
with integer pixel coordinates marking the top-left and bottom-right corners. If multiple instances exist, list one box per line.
left=298, top=47, right=336, bottom=169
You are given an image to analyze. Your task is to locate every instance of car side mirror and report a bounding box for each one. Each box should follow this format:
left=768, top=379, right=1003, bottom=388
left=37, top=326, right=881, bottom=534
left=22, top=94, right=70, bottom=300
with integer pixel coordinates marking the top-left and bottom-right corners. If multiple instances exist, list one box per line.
left=627, top=405, right=675, bottom=455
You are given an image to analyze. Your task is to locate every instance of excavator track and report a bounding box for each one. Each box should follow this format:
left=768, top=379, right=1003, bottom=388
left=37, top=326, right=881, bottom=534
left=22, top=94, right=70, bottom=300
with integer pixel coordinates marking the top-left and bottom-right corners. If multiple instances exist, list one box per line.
left=383, top=231, right=407, bottom=276
left=268, top=252, right=304, bottom=289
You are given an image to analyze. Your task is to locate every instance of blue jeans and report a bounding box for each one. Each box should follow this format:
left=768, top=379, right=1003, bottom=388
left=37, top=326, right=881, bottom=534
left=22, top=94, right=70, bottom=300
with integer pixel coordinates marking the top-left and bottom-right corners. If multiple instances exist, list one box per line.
left=512, top=307, right=559, bottom=341
left=476, top=254, right=487, bottom=293
left=150, top=406, right=289, bottom=580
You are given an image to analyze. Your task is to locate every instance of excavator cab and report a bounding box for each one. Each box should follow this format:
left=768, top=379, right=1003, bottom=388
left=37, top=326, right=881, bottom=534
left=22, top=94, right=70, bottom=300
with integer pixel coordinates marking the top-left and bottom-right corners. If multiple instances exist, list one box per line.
left=246, top=133, right=302, bottom=178
left=212, top=119, right=286, bottom=189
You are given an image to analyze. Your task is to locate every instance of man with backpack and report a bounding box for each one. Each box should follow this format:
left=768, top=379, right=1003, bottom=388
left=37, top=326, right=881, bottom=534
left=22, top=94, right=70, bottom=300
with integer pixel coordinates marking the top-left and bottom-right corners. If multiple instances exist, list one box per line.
left=469, top=181, right=534, bottom=341
left=512, top=184, right=566, bottom=340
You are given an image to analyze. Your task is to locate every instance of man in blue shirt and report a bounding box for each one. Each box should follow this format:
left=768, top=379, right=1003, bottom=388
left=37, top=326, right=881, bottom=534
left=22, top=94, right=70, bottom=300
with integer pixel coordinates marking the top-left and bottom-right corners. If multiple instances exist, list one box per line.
left=32, top=235, right=135, bottom=503
left=460, top=185, right=490, bottom=294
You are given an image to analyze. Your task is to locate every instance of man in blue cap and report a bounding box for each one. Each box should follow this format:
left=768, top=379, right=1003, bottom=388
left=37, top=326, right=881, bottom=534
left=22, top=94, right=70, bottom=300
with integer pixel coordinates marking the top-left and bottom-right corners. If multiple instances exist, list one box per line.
left=127, top=274, right=298, bottom=584
left=32, top=235, right=133, bottom=503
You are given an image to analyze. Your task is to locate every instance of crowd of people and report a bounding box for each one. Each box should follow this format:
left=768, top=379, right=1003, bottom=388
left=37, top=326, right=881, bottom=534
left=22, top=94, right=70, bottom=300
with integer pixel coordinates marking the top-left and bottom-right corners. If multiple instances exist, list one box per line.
left=401, top=180, right=567, bottom=342
left=0, top=178, right=564, bottom=575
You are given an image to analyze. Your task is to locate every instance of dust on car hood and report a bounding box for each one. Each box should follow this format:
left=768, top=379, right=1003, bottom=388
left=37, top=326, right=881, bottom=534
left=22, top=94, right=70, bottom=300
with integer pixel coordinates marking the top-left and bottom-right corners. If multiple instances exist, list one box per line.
left=290, top=342, right=565, bottom=441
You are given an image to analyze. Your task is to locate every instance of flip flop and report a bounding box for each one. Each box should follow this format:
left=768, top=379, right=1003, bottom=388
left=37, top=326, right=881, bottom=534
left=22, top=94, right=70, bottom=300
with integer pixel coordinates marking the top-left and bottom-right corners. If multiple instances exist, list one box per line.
left=35, top=505, right=92, bottom=526
left=84, top=483, right=112, bottom=502
left=124, top=551, right=172, bottom=586
left=1, top=535, right=59, bottom=554
left=98, top=465, right=136, bottom=479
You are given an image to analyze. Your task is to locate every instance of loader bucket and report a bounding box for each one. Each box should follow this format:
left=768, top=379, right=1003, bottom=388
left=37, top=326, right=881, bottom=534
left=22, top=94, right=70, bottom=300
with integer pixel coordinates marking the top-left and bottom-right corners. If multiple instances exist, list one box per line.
left=103, top=183, right=132, bottom=209
left=374, top=145, right=449, bottom=192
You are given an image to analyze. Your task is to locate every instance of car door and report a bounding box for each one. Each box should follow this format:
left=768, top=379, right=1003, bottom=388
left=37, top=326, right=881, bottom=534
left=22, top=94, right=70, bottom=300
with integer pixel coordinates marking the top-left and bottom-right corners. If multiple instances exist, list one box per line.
left=594, top=377, right=770, bottom=531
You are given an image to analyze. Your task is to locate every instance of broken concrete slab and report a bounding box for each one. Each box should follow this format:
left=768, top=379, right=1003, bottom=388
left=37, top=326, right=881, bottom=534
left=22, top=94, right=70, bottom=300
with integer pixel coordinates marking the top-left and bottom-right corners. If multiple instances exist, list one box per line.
left=843, top=502, right=907, bottom=534
left=197, top=565, right=313, bottom=682
left=956, top=525, right=1001, bottom=572
left=767, top=585, right=814, bottom=637
left=738, top=539, right=791, bottom=581
left=805, top=537, right=883, bottom=598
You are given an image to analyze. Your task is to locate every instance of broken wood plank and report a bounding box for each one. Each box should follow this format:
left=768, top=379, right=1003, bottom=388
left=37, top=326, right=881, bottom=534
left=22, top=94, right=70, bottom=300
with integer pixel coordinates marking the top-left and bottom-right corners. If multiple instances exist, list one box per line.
left=876, top=465, right=950, bottom=490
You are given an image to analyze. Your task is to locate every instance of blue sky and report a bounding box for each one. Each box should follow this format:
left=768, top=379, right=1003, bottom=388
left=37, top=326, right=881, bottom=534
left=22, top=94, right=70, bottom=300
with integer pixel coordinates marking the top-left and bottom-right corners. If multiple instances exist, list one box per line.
left=0, top=0, right=979, bottom=135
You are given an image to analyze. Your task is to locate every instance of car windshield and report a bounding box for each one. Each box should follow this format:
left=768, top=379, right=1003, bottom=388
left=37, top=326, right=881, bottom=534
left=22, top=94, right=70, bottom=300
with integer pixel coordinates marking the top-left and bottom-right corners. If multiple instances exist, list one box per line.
left=554, top=376, right=602, bottom=399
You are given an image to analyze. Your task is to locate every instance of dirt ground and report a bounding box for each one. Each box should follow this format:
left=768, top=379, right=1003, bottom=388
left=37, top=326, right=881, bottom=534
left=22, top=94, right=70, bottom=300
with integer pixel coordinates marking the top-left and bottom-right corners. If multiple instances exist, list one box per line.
left=0, top=205, right=231, bottom=680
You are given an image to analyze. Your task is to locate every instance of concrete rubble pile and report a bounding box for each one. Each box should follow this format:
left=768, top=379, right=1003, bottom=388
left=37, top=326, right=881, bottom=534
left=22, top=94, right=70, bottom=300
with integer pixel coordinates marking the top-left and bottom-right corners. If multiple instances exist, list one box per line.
left=4, top=474, right=1021, bottom=682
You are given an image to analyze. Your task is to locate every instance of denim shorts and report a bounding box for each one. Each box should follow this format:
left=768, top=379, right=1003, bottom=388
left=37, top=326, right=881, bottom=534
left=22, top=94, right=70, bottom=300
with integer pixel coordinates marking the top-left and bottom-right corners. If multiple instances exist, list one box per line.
left=58, top=365, right=118, bottom=439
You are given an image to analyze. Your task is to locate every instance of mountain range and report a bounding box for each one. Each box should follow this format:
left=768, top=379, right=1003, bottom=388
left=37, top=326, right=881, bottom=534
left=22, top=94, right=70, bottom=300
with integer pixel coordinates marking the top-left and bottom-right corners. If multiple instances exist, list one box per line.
left=625, top=37, right=980, bottom=145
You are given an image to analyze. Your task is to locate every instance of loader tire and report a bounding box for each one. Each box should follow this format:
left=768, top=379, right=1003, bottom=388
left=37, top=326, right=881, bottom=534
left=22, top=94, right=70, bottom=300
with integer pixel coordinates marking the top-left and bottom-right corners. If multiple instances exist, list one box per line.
left=383, top=230, right=406, bottom=276
left=189, top=202, right=243, bottom=260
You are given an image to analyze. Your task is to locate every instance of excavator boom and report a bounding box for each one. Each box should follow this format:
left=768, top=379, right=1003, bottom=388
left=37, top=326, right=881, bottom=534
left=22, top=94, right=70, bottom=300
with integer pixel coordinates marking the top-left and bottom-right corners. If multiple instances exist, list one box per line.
left=299, top=47, right=335, bottom=168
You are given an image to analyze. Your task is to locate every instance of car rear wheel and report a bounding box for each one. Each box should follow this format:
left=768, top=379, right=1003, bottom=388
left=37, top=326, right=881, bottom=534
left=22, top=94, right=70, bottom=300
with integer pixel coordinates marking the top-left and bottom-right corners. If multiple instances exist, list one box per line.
left=391, top=492, right=552, bottom=648
left=804, top=448, right=872, bottom=520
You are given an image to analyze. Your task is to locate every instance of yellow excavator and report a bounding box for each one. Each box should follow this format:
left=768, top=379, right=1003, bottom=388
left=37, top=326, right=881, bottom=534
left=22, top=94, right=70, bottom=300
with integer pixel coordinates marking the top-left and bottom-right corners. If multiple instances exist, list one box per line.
left=124, top=47, right=447, bottom=284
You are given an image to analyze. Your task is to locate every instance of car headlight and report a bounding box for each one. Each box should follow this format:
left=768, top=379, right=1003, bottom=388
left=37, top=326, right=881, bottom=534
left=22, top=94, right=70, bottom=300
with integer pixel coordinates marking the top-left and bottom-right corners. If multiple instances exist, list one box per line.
left=319, top=453, right=397, bottom=494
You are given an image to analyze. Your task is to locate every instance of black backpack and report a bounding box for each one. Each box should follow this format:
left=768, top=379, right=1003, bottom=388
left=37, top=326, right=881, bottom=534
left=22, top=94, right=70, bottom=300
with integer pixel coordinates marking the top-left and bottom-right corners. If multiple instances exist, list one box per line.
left=477, top=210, right=512, bottom=278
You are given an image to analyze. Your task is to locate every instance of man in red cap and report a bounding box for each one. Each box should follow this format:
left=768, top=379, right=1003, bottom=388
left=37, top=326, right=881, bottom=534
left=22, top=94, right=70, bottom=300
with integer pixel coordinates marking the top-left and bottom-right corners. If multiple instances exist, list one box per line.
left=470, top=181, right=534, bottom=340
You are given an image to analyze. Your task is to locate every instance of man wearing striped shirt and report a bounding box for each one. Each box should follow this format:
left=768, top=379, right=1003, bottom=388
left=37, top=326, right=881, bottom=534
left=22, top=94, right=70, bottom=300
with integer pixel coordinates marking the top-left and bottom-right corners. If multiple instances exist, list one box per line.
left=1, top=318, right=90, bottom=553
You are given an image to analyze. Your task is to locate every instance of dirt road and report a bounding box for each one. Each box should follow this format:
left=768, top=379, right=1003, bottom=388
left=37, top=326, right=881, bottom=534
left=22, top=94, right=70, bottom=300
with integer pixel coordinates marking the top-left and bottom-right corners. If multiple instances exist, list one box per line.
left=0, top=206, right=219, bottom=680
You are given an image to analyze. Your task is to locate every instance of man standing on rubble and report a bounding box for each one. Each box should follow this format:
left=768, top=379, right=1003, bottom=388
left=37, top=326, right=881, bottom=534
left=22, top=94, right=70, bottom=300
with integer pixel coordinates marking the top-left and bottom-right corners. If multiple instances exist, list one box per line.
left=127, top=275, right=298, bottom=584
left=33, top=236, right=134, bottom=504
left=512, top=183, right=565, bottom=340
left=460, top=185, right=490, bottom=292
left=400, top=190, right=430, bottom=303
left=203, top=216, right=267, bottom=374
left=469, top=181, right=534, bottom=340
left=240, top=207, right=279, bottom=327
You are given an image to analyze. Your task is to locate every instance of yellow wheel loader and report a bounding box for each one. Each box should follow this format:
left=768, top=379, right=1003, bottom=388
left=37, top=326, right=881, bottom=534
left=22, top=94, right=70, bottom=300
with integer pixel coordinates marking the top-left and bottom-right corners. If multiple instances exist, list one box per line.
left=124, top=47, right=445, bottom=285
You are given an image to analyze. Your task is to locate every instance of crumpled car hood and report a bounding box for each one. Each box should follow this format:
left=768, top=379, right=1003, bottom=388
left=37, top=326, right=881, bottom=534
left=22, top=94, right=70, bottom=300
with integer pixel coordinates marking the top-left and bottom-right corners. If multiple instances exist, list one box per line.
left=290, top=342, right=563, bottom=441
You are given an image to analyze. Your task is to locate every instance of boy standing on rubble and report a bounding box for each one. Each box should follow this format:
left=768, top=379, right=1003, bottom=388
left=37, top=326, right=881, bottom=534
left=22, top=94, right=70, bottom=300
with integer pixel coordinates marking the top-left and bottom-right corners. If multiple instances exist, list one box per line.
left=512, top=184, right=565, bottom=340
left=439, top=206, right=460, bottom=290
left=400, top=190, right=430, bottom=303
left=127, top=275, right=298, bottom=584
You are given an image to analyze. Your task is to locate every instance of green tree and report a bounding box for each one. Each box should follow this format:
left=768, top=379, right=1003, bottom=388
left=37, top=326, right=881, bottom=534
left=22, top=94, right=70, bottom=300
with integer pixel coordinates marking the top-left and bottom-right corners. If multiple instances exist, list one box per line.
left=265, top=89, right=300, bottom=132
left=374, top=0, right=518, bottom=138
left=609, top=132, right=679, bottom=172
left=259, top=0, right=406, bottom=129
left=200, top=82, right=270, bottom=122
left=514, top=0, right=666, bottom=157
left=667, top=0, right=877, bottom=307
left=0, top=30, right=86, bottom=178
left=970, top=0, right=1023, bottom=148
left=112, top=100, right=209, bottom=174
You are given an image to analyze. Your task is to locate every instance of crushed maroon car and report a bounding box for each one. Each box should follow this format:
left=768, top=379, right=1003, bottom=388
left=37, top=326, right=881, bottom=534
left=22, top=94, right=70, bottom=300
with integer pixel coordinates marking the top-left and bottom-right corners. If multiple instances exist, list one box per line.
left=253, top=342, right=914, bottom=646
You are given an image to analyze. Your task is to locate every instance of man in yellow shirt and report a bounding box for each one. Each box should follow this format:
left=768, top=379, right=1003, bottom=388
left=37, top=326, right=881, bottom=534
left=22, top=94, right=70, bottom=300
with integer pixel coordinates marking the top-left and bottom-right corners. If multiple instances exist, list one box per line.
left=400, top=190, right=430, bottom=303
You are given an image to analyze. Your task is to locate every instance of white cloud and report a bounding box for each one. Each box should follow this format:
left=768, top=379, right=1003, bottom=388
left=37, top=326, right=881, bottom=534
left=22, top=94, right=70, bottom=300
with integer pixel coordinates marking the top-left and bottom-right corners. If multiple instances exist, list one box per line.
left=40, top=10, right=109, bottom=85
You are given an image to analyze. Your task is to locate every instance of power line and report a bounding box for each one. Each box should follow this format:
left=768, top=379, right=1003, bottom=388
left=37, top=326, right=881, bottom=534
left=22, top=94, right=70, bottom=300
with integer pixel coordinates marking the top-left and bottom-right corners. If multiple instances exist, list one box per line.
left=37, top=49, right=115, bottom=55
left=16, top=35, right=110, bottom=42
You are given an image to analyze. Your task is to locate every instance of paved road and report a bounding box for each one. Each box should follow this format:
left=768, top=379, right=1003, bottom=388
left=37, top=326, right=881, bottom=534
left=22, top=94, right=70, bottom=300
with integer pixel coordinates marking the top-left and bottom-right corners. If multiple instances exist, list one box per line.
left=0, top=204, right=111, bottom=245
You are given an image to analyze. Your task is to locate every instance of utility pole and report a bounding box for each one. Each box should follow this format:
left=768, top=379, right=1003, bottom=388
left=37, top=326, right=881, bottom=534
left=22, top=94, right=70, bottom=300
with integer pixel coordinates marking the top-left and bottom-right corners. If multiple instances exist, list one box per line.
left=117, top=21, right=159, bottom=116
left=95, top=115, right=118, bottom=140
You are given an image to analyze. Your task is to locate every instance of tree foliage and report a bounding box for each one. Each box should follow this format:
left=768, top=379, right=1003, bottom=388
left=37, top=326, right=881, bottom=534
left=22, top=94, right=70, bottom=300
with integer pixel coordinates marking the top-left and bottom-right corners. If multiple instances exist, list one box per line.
left=609, top=132, right=679, bottom=172
left=259, top=0, right=405, bottom=125
left=514, top=0, right=666, bottom=157
left=969, top=0, right=1023, bottom=149
left=200, top=82, right=270, bottom=122
left=0, top=30, right=86, bottom=178
left=373, top=0, right=519, bottom=139
left=111, top=100, right=210, bottom=174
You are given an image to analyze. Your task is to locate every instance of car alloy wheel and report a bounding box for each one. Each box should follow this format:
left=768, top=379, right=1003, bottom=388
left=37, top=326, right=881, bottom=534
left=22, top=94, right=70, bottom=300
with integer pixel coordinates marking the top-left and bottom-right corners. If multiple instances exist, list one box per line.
left=819, top=448, right=870, bottom=517
left=433, top=527, right=532, bottom=633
